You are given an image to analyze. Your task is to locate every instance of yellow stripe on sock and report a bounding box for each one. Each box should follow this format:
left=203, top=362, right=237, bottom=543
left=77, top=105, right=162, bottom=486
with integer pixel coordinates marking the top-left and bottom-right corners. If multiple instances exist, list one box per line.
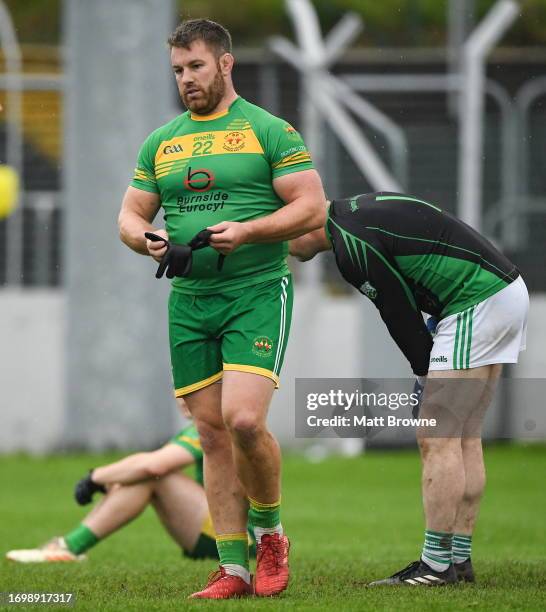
left=215, top=532, right=248, bottom=543
left=248, top=496, right=281, bottom=511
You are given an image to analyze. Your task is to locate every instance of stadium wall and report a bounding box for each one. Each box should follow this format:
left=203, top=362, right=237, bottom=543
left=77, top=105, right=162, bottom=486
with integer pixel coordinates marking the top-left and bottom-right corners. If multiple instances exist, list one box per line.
left=1, top=291, right=545, bottom=453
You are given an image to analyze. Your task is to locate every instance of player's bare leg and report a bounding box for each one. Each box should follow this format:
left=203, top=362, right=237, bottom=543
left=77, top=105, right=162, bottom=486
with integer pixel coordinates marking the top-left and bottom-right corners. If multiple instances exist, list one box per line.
left=185, top=382, right=252, bottom=598
left=151, top=471, right=209, bottom=552
left=84, top=482, right=154, bottom=538
left=222, top=370, right=289, bottom=596
left=417, top=366, right=494, bottom=576
left=450, top=364, right=502, bottom=581
left=221, top=371, right=279, bottom=504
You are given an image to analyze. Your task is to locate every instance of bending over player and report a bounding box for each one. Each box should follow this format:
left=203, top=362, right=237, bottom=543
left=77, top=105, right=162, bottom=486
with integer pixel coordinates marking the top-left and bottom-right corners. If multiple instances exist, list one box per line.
left=6, top=422, right=253, bottom=563
left=290, top=191, right=529, bottom=586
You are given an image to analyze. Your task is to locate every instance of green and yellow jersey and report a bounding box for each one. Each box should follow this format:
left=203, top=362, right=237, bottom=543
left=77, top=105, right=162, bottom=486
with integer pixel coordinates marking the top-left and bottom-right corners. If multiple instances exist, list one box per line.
left=131, top=97, right=313, bottom=294
left=170, top=423, right=203, bottom=485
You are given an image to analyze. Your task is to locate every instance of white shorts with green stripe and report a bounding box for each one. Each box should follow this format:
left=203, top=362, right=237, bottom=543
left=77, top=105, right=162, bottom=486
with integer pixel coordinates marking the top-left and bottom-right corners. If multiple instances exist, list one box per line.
left=428, top=276, right=529, bottom=371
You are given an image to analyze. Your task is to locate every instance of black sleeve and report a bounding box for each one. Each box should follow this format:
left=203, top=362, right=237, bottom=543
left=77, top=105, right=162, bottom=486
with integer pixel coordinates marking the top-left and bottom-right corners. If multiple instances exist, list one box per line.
left=362, top=246, right=432, bottom=376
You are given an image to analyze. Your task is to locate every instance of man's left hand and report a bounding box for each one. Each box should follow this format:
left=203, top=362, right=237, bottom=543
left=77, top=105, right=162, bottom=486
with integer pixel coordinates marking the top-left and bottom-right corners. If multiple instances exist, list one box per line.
left=207, top=221, right=249, bottom=255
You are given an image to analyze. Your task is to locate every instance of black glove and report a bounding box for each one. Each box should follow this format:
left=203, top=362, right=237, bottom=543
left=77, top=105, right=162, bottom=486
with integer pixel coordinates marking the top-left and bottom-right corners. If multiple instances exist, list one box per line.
left=74, top=470, right=106, bottom=506
left=145, top=230, right=225, bottom=279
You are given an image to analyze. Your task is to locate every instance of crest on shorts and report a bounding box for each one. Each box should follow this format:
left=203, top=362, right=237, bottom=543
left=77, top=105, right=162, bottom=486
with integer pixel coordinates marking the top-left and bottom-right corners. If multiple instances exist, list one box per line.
left=360, top=281, right=377, bottom=300
left=252, top=336, right=274, bottom=357
left=223, top=131, right=246, bottom=151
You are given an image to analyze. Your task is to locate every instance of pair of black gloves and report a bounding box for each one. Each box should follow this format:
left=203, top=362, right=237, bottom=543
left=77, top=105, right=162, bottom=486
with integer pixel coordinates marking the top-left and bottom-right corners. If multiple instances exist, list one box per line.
left=145, top=229, right=225, bottom=279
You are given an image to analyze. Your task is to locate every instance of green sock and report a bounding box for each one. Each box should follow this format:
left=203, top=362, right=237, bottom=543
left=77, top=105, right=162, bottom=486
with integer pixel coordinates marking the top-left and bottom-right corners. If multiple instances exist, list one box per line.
left=216, top=533, right=249, bottom=571
left=248, top=496, right=281, bottom=529
left=421, top=530, right=453, bottom=572
left=453, top=533, right=472, bottom=564
left=64, top=524, right=99, bottom=555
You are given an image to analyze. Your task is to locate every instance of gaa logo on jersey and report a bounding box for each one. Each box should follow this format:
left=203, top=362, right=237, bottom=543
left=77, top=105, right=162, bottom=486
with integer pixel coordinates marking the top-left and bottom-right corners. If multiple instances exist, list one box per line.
left=360, top=281, right=377, bottom=300
left=252, top=336, right=274, bottom=357
left=223, top=131, right=246, bottom=152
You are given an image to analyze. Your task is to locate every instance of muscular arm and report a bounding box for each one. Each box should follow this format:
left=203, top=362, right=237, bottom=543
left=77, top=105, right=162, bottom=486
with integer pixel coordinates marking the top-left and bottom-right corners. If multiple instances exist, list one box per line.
left=208, top=169, right=327, bottom=253
left=118, top=186, right=163, bottom=255
left=289, top=227, right=331, bottom=261
left=247, top=169, right=327, bottom=241
left=91, top=444, right=195, bottom=487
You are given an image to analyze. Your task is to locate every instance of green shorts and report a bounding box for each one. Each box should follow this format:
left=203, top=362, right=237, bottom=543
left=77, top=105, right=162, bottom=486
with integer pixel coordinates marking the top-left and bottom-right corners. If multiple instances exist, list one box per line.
left=169, top=275, right=293, bottom=396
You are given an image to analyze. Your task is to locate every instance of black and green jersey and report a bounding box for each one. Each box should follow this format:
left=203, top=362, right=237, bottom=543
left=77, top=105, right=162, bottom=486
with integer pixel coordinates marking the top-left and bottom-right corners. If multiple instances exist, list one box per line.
left=170, top=423, right=203, bottom=486
left=131, top=96, right=313, bottom=294
left=327, top=192, right=519, bottom=376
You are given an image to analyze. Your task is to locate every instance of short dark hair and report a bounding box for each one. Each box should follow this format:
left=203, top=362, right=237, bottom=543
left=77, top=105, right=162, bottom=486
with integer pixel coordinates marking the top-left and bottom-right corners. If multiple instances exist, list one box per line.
left=167, top=19, right=232, bottom=57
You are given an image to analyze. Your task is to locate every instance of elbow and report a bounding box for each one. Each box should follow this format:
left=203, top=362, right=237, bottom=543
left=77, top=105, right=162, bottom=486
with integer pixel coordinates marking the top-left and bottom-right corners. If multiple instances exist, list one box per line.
left=118, top=213, right=129, bottom=245
left=308, top=203, right=327, bottom=232
left=143, top=462, right=169, bottom=479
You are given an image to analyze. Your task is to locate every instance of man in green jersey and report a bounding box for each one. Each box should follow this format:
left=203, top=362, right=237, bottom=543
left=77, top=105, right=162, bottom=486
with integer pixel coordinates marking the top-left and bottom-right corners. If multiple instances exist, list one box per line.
left=290, top=192, right=529, bottom=587
left=6, top=423, right=254, bottom=563
left=118, top=19, right=326, bottom=599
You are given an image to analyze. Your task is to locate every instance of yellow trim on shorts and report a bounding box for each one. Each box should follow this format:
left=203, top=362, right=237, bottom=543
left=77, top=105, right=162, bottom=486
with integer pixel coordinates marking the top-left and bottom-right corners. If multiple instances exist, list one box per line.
left=223, top=363, right=279, bottom=387
left=174, top=371, right=223, bottom=397
left=216, top=532, right=248, bottom=543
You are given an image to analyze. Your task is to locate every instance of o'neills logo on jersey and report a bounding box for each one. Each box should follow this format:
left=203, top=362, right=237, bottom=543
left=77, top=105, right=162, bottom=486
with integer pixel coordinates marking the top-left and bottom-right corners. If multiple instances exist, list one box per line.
left=223, top=131, right=246, bottom=151
left=430, top=356, right=448, bottom=363
left=184, top=166, right=215, bottom=192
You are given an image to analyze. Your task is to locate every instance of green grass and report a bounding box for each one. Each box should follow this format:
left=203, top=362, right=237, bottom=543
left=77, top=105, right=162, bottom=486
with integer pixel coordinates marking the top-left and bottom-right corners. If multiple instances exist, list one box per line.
left=1, top=445, right=545, bottom=611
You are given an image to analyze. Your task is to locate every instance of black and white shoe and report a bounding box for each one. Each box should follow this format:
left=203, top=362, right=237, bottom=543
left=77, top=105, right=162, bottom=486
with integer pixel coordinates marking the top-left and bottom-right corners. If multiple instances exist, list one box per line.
left=455, top=558, right=475, bottom=583
left=368, top=559, right=458, bottom=586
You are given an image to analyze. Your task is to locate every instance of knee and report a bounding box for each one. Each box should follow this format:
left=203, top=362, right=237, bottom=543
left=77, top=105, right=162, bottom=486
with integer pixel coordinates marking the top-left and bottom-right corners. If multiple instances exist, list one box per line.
left=224, top=411, right=264, bottom=449
left=193, top=419, right=230, bottom=455
left=417, top=436, right=459, bottom=461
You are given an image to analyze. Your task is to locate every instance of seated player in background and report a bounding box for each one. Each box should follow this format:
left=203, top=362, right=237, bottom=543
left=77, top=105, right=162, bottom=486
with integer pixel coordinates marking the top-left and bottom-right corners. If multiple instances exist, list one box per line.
left=6, top=419, right=254, bottom=563
left=290, top=192, right=529, bottom=586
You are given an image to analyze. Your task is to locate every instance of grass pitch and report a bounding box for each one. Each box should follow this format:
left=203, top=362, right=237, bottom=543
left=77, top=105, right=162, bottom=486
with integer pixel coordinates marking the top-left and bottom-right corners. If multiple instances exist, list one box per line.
left=1, top=444, right=545, bottom=611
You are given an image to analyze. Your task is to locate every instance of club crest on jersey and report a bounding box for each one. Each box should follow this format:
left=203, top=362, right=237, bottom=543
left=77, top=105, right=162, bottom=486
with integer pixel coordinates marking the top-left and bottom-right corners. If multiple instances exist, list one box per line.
left=360, top=281, right=377, bottom=300
left=284, top=123, right=300, bottom=141
left=252, top=336, right=273, bottom=357
left=223, top=131, right=246, bottom=152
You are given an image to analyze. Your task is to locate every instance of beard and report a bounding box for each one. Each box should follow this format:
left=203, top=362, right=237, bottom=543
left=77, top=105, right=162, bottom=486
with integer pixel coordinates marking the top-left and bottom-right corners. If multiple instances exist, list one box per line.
left=182, top=68, right=226, bottom=115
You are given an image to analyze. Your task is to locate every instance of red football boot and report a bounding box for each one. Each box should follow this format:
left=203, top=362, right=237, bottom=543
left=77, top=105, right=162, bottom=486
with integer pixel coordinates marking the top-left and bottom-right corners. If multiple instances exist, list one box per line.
left=189, top=566, right=253, bottom=599
left=255, top=533, right=290, bottom=596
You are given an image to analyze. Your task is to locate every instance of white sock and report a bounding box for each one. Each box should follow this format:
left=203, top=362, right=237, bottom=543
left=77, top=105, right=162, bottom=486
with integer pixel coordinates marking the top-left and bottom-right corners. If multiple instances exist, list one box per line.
left=254, top=524, right=283, bottom=545
left=223, top=563, right=251, bottom=584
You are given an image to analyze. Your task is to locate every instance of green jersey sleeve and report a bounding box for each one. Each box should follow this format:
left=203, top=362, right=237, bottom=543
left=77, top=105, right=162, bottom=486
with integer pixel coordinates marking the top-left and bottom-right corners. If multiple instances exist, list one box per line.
left=263, top=118, right=314, bottom=179
left=170, top=423, right=203, bottom=462
left=131, top=132, right=159, bottom=194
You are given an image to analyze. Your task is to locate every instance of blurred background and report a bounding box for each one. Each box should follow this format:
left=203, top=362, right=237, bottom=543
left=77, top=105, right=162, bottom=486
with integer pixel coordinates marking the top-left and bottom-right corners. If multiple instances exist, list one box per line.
left=1, top=0, right=545, bottom=454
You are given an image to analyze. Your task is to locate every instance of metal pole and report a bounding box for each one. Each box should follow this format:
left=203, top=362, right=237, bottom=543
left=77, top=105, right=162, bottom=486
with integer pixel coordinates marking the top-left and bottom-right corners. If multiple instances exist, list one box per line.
left=447, top=0, right=474, bottom=116
left=515, top=77, right=546, bottom=202
left=0, top=0, right=23, bottom=286
left=458, top=0, right=519, bottom=232
left=270, top=37, right=402, bottom=192
left=325, top=74, right=408, bottom=189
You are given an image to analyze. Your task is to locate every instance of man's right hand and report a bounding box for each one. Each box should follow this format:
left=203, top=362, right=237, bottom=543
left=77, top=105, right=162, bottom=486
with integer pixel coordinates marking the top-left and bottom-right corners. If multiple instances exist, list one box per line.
left=145, top=229, right=169, bottom=262
left=74, top=470, right=106, bottom=506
